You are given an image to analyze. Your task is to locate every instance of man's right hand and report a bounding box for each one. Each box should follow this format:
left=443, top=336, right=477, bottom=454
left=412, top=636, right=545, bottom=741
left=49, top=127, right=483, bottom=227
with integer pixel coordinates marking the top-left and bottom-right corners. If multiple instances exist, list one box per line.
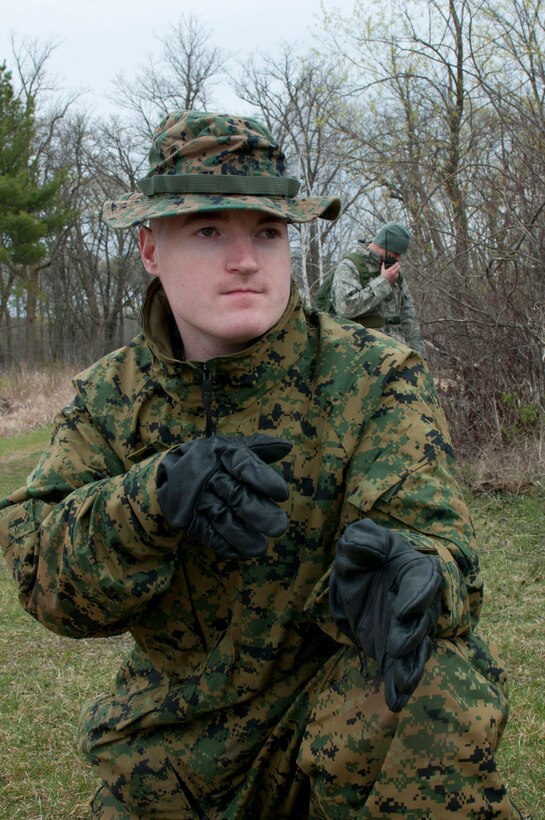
left=156, top=433, right=292, bottom=559
left=381, top=260, right=400, bottom=286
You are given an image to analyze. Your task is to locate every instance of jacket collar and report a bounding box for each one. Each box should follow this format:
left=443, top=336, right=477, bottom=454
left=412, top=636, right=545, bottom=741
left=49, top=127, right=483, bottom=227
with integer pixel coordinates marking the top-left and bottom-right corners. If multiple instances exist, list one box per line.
left=141, top=278, right=309, bottom=405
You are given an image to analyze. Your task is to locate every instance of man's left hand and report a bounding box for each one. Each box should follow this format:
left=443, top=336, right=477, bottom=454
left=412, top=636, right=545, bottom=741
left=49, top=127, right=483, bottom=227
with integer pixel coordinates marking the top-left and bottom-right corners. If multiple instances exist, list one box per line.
left=329, top=518, right=443, bottom=712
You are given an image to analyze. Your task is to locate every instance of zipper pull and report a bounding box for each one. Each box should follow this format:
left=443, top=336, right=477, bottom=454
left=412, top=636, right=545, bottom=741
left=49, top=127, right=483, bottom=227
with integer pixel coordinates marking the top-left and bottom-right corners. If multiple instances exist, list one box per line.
left=201, top=363, right=216, bottom=436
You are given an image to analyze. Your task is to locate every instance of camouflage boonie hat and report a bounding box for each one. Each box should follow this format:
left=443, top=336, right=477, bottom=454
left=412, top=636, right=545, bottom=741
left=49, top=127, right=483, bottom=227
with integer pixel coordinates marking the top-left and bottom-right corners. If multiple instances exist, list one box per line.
left=103, top=111, right=341, bottom=228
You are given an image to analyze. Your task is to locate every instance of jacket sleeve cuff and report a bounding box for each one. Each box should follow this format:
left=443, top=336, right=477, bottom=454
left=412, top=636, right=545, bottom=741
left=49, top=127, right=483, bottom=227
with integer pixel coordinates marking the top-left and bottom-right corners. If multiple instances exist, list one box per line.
left=370, top=275, right=393, bottom=298
left=406, top=534, right=474, bottom=637
left=119, top=449, right=182, bottom=553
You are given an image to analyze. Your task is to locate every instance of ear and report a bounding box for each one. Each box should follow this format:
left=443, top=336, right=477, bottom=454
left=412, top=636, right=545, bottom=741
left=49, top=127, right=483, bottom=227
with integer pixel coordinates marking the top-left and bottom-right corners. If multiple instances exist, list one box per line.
left=139, top=225, right=160, bottom=277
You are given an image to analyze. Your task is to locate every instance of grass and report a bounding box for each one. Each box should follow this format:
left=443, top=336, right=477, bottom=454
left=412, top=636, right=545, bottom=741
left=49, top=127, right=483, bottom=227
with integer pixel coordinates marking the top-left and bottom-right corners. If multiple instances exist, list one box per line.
left=0, top=589, right=128, bottom=819
left=469, top=492, right=544, bottom=818
left=0, top=426, right=53, bottom=497
left=0, top=432, right=130, bottom=818
left=0, top=430, right=543, bottom=818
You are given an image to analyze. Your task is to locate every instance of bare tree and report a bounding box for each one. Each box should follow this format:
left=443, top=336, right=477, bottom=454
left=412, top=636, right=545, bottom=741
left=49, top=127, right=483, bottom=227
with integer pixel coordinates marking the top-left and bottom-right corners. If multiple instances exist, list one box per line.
left=39, top=111, right=147, bottom=363
left=111, top=14, right=229, bottom=141
left=233, top=44, right=362, bottom=302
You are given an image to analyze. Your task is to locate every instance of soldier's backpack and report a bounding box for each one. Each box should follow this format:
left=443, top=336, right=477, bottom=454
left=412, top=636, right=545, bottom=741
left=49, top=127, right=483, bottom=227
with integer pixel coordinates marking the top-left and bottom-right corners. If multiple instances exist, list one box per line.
left=314, top=267, right=337, bottom=313
left=314, top=252, right=384, bottom=328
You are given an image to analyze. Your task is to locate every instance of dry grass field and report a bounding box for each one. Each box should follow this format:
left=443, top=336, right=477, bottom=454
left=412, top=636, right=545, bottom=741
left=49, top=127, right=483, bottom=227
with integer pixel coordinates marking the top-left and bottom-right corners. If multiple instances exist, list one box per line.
left=0, top=365, right=76, bottom=438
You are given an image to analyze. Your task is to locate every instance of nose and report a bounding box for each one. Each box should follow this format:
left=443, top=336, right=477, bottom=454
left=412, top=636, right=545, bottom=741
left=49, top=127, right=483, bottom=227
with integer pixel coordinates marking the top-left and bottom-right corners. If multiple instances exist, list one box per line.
left=225, top=233, right=259, bottom=274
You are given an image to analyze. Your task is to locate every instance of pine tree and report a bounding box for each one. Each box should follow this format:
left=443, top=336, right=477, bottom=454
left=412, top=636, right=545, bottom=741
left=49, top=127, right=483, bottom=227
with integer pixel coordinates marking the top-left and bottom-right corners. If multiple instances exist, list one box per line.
left=0, top=63, right=74, bottom=361
left=0, top=63, right=67, bottom=267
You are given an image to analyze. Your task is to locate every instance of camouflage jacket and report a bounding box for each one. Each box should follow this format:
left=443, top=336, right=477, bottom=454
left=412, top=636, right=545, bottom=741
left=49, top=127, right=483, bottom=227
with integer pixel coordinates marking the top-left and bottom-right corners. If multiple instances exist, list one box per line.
left=331, top=248, right=427, bottom=358
left=1, top=281, right=480, bottom=720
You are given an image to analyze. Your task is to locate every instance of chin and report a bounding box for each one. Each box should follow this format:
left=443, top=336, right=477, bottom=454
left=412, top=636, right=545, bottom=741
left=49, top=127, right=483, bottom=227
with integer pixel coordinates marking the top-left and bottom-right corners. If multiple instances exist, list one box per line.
left=231, top=309, right=283, bottom=338
left=227, top=323, right=273, bottom=345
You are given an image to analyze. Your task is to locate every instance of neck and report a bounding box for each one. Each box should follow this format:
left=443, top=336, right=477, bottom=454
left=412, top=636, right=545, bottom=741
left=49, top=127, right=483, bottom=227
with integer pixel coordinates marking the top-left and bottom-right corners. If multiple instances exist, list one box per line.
left=367, top=242, right=385, bottom=257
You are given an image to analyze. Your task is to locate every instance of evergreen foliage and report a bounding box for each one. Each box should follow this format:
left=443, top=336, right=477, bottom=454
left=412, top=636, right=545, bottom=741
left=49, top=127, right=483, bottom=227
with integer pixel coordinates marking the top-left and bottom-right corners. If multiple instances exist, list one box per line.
left=0, top=64, right=68, bottom=268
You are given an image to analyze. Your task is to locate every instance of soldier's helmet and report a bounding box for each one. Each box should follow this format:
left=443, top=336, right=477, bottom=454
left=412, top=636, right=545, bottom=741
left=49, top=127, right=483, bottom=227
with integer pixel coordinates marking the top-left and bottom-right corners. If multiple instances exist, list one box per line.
left=103, top=110, right=341, bottom=228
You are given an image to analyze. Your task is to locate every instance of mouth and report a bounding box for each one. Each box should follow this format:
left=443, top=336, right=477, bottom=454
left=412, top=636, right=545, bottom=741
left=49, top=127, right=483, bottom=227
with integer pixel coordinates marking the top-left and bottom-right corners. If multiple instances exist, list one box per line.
left=223, top=288, right=262, bottom=295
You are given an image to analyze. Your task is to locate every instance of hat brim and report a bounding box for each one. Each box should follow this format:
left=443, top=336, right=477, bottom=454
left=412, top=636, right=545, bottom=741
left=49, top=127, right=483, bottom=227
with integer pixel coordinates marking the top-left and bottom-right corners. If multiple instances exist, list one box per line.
left=102, top=191, right=341, bottom=228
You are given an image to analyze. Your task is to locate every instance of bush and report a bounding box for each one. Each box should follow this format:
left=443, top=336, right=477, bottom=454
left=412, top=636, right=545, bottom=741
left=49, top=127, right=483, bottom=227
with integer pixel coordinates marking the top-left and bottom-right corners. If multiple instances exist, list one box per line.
left=456, top=437, right=545, bottom=495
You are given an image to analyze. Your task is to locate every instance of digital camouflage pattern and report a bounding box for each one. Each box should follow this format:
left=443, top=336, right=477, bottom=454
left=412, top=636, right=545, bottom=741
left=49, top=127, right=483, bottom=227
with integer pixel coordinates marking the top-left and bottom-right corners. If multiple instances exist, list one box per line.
left=102, top=111, right=341, bottom=228
left=331, top=247, right=427, bottom=358
left=0, top=282, right=519, bottom=817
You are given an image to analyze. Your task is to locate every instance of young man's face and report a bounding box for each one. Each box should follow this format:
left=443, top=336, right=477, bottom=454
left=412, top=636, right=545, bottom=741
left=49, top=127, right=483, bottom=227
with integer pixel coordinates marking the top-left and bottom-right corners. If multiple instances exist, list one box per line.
left=139, top=209, right=292, bottom=361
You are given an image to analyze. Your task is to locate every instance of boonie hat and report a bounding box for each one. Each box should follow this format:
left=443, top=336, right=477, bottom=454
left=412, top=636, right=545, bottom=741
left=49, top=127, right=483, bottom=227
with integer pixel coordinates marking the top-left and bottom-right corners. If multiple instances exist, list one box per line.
left=103, top=111, right=341, bottom=228
left=372, top=222, right=410, bottom=254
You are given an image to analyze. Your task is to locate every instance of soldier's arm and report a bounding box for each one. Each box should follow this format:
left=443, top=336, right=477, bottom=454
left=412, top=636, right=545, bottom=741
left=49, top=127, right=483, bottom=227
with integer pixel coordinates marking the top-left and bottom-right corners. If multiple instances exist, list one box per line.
left=331, top=258, right=391, bottom=317
left=0, top=397, right=180, bottom=639
left=307, top=349, right=479, bottom=641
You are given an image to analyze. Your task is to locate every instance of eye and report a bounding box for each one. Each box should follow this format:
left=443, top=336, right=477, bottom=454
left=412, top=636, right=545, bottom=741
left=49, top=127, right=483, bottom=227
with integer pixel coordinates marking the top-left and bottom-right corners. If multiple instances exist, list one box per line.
left=259, top=226, right=282, bottom=239
left=197, top=226, right=218, bottom=237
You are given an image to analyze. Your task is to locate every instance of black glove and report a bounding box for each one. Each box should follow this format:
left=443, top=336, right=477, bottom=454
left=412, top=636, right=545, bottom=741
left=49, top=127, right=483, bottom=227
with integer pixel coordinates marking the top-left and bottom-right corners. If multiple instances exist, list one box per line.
left=156, top=433, right=292, bottom=560
left=329, top=518, right=443, bottom=712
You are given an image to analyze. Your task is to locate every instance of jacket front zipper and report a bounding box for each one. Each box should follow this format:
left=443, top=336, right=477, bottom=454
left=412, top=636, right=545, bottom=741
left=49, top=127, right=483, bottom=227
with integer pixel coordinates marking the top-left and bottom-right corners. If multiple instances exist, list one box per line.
left=200, top=363, right=216, bottom=437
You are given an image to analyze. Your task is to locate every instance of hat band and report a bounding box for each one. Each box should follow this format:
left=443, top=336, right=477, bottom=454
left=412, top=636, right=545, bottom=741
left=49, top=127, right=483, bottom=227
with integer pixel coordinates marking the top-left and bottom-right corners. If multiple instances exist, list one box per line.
left=137, top=174, right=301, bottom=198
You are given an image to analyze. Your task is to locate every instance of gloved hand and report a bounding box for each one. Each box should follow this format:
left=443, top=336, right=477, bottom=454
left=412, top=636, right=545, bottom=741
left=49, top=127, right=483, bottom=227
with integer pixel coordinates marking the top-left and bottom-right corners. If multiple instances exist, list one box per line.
left=329, top=518, right=443, bottom=712
left=156, top=433, right=292, bottom=560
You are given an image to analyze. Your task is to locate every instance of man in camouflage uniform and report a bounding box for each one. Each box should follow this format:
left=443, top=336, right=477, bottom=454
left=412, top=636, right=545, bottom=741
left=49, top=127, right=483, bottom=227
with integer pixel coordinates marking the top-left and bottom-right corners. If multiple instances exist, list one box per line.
left=331, top=223, right=427, bottom=358
left=0, top=111, right=520, bottom=818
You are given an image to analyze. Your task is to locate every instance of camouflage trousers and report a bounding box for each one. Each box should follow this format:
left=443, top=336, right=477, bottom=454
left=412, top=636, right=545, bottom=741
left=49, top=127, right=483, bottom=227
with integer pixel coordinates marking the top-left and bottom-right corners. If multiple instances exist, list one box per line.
left=81, top=638, right=521, bottom=819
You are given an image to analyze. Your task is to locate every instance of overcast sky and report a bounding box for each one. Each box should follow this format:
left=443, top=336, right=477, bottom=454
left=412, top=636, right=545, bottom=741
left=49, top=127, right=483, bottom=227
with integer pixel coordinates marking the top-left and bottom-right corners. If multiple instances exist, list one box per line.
left=1, top=0, right=356, bottom=116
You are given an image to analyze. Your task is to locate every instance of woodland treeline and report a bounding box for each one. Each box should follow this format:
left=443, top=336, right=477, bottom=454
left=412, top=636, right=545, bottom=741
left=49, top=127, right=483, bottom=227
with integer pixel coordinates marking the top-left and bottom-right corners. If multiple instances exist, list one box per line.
left=1, top=0, right=544, bottom=457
